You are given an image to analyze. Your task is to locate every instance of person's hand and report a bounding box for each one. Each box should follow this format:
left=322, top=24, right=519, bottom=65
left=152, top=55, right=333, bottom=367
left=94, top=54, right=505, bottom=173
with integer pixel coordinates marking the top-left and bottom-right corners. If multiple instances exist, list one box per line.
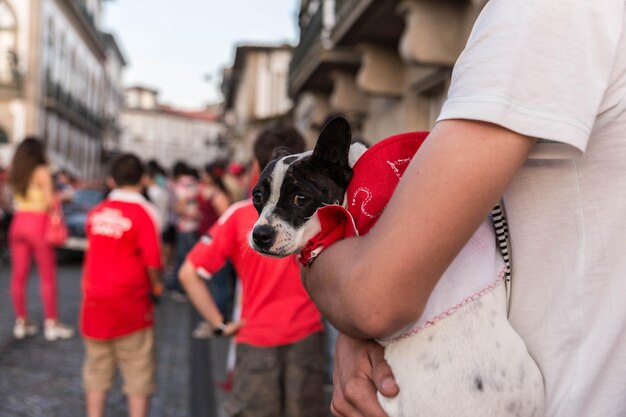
left=150, top=281, right=163, bottom=304
left=331, top=333, right=399, bottom=417
left=222, top=320, right=244, bottom=337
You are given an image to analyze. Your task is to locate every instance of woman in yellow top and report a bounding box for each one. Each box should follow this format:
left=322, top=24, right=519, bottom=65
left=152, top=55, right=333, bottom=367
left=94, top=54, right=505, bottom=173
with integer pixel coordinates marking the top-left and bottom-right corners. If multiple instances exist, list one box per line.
left=8, top=137, right=74, bottom=341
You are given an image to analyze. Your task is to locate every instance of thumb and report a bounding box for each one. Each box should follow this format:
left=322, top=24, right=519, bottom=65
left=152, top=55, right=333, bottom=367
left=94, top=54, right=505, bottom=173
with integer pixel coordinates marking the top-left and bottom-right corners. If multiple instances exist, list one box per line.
left=369, top=345, right=399, bottom=398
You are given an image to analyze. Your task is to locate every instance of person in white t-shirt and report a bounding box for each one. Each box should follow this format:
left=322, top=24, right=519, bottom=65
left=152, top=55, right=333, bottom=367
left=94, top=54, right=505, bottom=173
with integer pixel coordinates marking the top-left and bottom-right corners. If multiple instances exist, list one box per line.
left=144, top=162, right=168, bottom=232
left=301, top=1, right=626, bottom=417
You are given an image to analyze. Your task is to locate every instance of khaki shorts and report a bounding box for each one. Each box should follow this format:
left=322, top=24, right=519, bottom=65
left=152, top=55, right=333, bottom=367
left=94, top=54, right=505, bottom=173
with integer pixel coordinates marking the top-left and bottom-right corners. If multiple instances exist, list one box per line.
left=83, top=327, right=156, bottom=396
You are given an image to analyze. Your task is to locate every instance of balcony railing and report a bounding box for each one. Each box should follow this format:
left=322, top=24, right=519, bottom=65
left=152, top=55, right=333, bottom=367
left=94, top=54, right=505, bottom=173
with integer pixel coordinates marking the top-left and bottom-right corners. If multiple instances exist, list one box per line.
left=289, top=2, right=325, bottom=89
left=46, top=74, right=106, bottom=133
left=335, top=0, right=362, bottom=22
left=289, top=1, right=364, bottom=97
left=58, top=0, right=106, bottom=59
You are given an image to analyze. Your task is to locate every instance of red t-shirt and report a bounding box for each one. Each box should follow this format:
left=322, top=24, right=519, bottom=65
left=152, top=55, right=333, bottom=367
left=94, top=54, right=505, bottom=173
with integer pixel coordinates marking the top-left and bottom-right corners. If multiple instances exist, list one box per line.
left=81, top=190, right=162, bottom=340
left=186, top=200, right=324, bottom=347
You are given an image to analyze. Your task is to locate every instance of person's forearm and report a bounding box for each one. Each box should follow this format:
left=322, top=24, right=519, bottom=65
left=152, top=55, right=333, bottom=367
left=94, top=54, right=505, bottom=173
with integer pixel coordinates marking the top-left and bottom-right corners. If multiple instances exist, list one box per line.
left=302, top=120, right=536, bottom=339
left=213, top=193, right=230, bottom=215
left=179, top=261, right=224, bottom=327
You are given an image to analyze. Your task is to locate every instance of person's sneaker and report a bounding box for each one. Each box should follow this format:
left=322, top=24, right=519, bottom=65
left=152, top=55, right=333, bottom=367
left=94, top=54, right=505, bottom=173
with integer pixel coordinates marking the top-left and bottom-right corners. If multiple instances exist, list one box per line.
left=192, top=321, right=214, bottom=339
left=44, top=320, right=74, bottom=341
left=13, top=318, right=38, bottom=339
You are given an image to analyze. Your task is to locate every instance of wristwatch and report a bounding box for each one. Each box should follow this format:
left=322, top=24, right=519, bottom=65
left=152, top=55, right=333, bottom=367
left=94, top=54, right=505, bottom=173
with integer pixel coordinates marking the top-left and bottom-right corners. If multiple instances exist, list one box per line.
left=213, top=320, right=228, bottom=336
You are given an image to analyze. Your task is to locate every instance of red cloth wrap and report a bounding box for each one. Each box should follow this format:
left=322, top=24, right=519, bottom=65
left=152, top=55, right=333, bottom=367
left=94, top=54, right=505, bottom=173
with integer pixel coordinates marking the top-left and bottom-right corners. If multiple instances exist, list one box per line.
left=298, top=131, right=429, bottom=266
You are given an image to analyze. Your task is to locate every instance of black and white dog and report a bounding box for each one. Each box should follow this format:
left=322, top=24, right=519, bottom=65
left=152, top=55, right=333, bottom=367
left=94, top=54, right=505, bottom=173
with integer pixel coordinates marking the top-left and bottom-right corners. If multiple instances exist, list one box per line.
left=249, top=117, right=544, bottom=417
left=250, top=118, right=366, bottom=257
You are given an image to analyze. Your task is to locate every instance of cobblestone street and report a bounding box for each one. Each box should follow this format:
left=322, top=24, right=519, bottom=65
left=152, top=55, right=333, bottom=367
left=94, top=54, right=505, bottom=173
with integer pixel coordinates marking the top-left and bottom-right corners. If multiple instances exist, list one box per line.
left=0, top=257, right=330, bottom=417
left=0, top=259, right=203, bottom=417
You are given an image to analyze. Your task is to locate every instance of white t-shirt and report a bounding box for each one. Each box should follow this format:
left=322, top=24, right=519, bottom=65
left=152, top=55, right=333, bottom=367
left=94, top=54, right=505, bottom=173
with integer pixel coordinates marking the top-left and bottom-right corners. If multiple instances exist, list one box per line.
left=438, top=1, right=626, bottom=416
left=147, top=184, right=168, bottom=231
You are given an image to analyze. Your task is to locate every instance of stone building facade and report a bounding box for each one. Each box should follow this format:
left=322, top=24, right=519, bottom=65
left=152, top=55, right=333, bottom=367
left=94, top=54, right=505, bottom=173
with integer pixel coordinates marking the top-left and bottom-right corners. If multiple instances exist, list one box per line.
left=221, top=44, right=294, bottom=162
left=289, top=0, right=488, bottom=146
left=120, top=86, right=228, bottom=171
left=0, top=0, right=125, bottom=180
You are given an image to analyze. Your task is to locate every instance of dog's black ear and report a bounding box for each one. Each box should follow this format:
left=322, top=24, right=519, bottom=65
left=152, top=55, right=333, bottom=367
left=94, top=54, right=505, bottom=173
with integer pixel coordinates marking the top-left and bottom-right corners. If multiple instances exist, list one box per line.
left=312, top=116, right=352, bottom=174
left=312, top=116, right=353, bottom=186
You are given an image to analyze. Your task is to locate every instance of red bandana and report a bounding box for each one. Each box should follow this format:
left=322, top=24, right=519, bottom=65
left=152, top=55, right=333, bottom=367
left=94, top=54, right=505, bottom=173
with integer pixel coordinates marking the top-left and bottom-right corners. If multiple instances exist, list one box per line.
left=298, top=131, right=429, bottom=266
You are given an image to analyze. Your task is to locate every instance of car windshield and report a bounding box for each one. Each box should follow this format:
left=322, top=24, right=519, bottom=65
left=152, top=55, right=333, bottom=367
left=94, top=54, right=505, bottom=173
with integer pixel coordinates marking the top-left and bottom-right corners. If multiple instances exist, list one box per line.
left=64, top=189, right=105, bottom=212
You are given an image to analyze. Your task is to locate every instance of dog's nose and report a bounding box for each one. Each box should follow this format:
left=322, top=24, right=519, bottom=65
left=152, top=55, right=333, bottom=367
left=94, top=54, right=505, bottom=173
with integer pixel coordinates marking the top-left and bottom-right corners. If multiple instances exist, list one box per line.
left=252, top=225, right=276, bottom=248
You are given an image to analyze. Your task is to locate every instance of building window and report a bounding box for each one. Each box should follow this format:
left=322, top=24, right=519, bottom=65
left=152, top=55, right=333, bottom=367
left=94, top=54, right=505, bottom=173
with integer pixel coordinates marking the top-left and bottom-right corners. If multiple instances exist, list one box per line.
left=57, top=35, right=65, bottom=83
left=47, top=17, right=54, bottom=60
left=68, top=49, right=76, bottom=96
left=0, top=0, right=17, bottom=84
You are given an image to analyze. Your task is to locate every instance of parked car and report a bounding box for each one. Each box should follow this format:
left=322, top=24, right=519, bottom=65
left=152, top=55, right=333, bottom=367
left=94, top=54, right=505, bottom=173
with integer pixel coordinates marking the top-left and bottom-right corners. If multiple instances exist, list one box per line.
left=59, top=187, right=106, bottom=255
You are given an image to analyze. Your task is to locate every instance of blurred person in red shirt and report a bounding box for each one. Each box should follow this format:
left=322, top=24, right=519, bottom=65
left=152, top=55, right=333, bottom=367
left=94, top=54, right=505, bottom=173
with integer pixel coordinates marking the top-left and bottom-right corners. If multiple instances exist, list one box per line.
left=81, top=153, right=162, bottom=417
left=179, top=124, right=327, bottom=417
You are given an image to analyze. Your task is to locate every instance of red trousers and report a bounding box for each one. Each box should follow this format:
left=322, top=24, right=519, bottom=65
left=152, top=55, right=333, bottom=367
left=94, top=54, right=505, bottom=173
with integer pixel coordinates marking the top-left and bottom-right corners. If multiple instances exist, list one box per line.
left=9, top=211, right=58, bottom=319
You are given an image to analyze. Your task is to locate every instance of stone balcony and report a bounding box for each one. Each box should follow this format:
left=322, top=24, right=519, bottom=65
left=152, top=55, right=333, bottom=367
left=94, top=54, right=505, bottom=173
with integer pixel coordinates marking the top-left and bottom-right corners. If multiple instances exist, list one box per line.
left=290, top=0, right=489, bottom=142
left=398, top=0, right=487, bottom=66
left=288, top=0, right=361, bottom=97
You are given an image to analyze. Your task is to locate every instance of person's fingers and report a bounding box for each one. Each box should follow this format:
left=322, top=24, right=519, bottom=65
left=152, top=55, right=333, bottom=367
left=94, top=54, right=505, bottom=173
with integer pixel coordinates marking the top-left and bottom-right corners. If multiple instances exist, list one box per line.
left=332, top=334, right=391, bottom=417
left=369, top=348, right=399, bottom=398
left=331, top=376, right=364, bottom=417
left=224, top=321, right=244, bottom=335
left=329, top=398, right=347, bottom=417
left=337, top=374, right=389, bottom=417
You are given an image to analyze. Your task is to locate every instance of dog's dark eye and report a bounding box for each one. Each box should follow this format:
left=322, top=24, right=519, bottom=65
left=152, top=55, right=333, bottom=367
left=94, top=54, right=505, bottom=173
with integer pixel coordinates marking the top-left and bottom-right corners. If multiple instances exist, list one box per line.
left=293, top=194, right=310, bottom=207
left=252, top=190, right=263, bottom=206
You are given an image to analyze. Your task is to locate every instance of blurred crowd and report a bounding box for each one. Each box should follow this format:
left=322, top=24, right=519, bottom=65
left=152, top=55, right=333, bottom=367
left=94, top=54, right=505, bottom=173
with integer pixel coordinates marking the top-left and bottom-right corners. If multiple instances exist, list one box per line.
left=0, top=124, right=332, bottom=417
left=0, top=135, right=254, bottom=338
left=143, top=156, right=247, bottom=340
left=0, top=149, right=249, bottom=271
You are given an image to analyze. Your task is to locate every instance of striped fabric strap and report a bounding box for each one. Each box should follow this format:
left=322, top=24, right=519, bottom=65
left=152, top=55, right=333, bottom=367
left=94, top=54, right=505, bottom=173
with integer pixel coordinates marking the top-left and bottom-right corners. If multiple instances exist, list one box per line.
left=491, top=203, right=512, bottom=308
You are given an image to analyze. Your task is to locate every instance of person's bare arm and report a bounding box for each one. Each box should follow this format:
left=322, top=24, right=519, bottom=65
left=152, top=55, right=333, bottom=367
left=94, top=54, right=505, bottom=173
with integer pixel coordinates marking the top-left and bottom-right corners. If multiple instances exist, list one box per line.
left=33, top=166, right=55, bottom=211
left=302, top=119, right=536, bottom=339
left=212, top=191, right=230, bottom=216
left=179, top=260, right=241, bottom=335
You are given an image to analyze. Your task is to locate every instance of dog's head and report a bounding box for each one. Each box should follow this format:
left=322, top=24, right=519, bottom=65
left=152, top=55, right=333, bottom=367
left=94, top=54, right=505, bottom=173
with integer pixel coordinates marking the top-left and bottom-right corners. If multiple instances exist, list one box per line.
left=249, top=117, right=354, bottom=257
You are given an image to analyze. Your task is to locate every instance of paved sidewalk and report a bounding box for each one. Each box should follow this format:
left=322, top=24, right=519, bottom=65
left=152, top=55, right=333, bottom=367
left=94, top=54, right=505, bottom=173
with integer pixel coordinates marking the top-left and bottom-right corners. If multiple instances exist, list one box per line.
left=0, top=261, right=199, bottom=417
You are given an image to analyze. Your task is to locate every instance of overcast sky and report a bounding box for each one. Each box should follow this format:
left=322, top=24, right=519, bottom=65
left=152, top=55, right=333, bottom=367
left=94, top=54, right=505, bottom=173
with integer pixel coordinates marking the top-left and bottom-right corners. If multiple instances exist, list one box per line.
left=102, top=0, right=298, bottom=109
